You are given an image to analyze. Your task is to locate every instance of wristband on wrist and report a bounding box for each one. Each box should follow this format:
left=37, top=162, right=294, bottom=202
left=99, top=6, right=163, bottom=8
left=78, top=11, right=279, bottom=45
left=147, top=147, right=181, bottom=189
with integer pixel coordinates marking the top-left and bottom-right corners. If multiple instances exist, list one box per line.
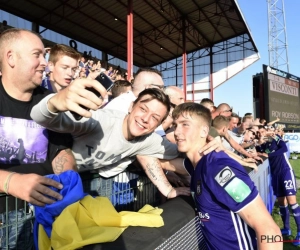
left=166, top=187, right=174, bottom=199
left=3, top=172, right=16, bottom=195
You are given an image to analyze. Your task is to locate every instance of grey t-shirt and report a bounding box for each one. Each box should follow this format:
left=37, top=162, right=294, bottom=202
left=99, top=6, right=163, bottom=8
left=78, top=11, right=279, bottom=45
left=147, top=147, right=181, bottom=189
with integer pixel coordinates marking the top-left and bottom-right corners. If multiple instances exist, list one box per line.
left=30, top=94, right=178, bottom=177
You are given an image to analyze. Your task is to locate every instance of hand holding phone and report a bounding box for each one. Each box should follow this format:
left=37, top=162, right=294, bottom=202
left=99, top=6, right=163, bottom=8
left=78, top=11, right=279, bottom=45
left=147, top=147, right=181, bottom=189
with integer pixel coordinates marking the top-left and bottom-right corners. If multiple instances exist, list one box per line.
left=71, top=73, right=114, bottom=120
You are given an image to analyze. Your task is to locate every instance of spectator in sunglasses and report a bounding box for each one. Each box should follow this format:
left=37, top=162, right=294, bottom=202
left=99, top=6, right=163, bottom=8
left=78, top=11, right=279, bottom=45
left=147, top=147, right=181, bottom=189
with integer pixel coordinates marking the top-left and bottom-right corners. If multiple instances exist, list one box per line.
left=214, top=103, right=233, bottom=117
left=208, top=104, right=262, bottom=162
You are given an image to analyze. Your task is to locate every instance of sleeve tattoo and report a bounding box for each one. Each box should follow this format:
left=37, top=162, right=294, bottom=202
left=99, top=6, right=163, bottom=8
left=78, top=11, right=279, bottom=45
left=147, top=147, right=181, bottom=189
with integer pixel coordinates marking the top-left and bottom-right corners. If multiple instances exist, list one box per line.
left=52, top=149, right=77, bottom=174
left=140, top=157, right=172, bottom=194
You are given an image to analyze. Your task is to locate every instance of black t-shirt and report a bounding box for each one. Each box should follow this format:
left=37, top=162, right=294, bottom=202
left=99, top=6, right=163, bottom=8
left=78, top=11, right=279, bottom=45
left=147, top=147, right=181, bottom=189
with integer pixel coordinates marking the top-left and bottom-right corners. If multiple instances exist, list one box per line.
left=0, top=79, right=73, bottom=212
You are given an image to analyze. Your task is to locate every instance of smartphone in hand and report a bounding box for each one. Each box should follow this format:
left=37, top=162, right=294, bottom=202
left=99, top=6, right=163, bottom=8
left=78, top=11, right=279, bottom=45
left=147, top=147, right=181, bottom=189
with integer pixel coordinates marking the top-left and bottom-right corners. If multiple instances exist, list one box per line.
left=71, top=73, right=114, bottom=120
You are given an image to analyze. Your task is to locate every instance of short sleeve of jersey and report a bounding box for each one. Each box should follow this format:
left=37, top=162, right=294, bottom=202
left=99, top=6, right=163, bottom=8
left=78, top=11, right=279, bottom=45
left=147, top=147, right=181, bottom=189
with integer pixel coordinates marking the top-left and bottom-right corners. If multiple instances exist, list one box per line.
left=205, top=154, right=258, bottom=213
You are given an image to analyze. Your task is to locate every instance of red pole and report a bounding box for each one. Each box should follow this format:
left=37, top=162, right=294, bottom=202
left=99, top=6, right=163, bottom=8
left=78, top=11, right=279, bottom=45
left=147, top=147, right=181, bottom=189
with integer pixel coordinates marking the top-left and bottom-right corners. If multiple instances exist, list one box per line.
left=127, top=0, right=133, bottom=81
left=182, top=18, right=187, bottom=101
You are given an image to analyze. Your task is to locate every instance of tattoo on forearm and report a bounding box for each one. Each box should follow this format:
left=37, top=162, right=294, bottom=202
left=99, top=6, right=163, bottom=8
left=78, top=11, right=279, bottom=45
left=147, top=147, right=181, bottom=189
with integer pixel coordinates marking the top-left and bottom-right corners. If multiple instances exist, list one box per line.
left=53, top=149, right=73, bottom=174
left=145, top=159, right=159, bottom=181
left=144, top=158, right=169, bottom=187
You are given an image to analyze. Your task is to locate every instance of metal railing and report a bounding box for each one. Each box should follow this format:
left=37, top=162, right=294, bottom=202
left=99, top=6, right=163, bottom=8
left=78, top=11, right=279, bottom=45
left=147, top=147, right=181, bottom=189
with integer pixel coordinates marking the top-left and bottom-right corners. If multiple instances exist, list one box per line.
left=154, top=159, right=274, bottom=250
left=0, top=170, right=159, bottom=249
left=0, top=194, right=34, bottom=249
left=1, top=159, right=274, bottom=249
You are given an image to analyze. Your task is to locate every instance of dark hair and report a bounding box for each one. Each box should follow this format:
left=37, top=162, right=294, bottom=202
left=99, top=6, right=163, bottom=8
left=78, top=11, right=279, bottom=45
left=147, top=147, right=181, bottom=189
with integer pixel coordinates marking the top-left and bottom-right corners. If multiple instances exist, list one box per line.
left=200, top=98, right=214, bottom=106
left=111, top=80, right=131, bottom=98
left=242, top=115, right=253, bottom=123
left=230, top=112, right=240, bottom=119
left=172, top=102, right=212, bottom=128
left=244, top=112, right=252, bottom=117
left=257, top=125, right=265, bottom=130
left=259, top=118, right=266, bottom=125
left=230, top=112, right=241, bottom=125
left=133, top=88, right=170, bottom=121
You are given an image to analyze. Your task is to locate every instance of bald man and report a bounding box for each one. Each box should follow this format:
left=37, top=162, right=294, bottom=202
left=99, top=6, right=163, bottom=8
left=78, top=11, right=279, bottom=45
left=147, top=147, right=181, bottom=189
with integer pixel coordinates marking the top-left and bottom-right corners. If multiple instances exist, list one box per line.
left=164, top=86, right=185, bottom=106
left=104, top=67, right=164, bottom=113
left=0, top=28, right=76, bottom=249
left=210, top=103, right=262, bottom=162
left=212, top=103, right=233, bottom=118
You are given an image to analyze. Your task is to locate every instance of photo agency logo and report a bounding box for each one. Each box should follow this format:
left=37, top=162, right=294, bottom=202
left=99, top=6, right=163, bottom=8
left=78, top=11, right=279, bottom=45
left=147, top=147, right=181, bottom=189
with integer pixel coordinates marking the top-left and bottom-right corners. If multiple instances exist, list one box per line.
left=261, top=235, right=300, bottom=244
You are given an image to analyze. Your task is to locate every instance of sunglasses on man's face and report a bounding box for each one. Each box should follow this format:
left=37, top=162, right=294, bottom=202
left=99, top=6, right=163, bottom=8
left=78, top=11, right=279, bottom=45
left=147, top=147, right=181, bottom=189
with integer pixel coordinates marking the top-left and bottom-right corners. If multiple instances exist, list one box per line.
left=221, top=108, right=233, bottom=113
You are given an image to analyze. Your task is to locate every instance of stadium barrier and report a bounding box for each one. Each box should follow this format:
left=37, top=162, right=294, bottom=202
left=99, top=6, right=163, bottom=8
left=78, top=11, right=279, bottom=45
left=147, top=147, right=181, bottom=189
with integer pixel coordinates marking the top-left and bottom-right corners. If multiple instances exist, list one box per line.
left=0, top=159, right=275, bottom=249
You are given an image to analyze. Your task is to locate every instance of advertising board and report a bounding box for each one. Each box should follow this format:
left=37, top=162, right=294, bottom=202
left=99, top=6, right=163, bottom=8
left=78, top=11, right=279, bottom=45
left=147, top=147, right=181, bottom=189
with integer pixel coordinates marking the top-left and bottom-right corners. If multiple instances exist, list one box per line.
left=263, top=65, right=300, bottom=130
left=283, top=133, right=300, bottom=153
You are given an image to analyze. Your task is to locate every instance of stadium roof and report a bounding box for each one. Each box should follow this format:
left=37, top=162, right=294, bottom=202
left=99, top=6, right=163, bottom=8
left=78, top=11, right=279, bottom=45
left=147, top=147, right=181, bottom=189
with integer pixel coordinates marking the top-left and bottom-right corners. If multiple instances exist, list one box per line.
left=1, top=0, right=258, bottom=67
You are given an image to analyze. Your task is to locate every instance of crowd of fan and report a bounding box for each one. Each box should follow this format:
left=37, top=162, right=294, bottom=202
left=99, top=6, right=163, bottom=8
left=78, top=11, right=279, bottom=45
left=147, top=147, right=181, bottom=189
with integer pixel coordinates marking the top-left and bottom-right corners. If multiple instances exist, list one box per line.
left=41, top=44, right=284, bottom=155
left=1, top=29, right=294, bottom=249
left=42, top=44, right=133, bottom=101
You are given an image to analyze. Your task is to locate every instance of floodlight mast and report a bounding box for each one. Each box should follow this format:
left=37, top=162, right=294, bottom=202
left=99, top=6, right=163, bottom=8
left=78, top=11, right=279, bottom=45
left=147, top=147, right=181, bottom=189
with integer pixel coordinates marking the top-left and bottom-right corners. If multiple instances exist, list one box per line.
left=267, top=0, right=289, bottom=72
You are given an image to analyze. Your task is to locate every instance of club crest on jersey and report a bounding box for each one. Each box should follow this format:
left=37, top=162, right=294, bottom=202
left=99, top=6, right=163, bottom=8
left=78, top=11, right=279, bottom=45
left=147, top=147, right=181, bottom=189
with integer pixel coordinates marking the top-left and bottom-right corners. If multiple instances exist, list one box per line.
left=196, top=180, right=202, bottom=195
left=215, top=166, right=235, bottom=187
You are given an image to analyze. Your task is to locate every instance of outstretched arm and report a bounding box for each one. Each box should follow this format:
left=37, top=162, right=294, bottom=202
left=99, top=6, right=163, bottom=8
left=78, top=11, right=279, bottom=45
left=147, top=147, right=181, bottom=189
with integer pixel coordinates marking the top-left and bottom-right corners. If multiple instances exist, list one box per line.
left=136, top=155, right=190, bottom=199
left=268, top=139, right=287, bottom=157
left=267, top=117, right=280, bottom=126
left=159, top=157, right=189, bottom=176
left=0, top=170, right=64, bottom=206
left=52, top=148, right=77, bottom=174
left=238, top=195, right=282, bottom=250
left=31, top=78, right=107, bottom=120
left=225, top=149, right=258, bottom=172
left=223, top=131, right=263, bottom=162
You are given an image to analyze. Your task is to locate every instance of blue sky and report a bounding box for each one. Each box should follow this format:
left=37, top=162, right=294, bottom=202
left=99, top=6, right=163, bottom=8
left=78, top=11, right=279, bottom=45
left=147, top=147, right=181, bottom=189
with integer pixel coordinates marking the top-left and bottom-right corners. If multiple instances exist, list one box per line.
left=214, top=0, right=300, bottom=118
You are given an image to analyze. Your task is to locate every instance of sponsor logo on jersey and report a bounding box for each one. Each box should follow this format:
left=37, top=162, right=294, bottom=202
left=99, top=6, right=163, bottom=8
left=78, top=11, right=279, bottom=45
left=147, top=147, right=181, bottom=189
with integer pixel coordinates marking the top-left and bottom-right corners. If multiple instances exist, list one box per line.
left=224, top=177, right=251, bottom=202
left=215, top=166, right=235, bottom=187
left=198, top=211, right=210, bottom=221
left=196, top=180, right=202, bottom=195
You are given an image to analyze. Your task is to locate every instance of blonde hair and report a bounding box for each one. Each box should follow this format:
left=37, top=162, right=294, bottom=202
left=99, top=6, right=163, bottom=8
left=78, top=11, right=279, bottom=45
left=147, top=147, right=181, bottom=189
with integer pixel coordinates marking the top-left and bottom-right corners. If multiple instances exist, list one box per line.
left=172, top=102, right=211, bottom=128
left=49, top=44, right=81, bottom=65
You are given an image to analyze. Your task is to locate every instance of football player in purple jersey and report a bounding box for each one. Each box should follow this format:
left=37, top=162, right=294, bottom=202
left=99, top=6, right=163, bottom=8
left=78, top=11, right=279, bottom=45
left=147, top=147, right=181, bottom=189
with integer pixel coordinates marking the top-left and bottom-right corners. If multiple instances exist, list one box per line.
left=172, top=103, right=281, bottom=250
left=256, top=125, right=300, bottom=245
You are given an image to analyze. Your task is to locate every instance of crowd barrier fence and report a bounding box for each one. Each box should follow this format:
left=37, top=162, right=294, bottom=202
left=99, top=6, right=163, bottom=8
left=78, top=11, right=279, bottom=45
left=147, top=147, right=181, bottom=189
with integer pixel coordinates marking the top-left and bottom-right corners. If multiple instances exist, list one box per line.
left=0, top=159, right=275, bottom=249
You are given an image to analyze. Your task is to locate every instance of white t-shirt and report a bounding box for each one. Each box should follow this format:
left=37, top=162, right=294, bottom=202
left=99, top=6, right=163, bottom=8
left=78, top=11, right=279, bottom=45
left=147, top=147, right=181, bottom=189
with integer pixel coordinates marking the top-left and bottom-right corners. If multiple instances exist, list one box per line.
left=30, top=94, right=178, bottom=177
left=222, top=130, right=244, bottom=152
left=104, top=91, right=135, bottom=114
